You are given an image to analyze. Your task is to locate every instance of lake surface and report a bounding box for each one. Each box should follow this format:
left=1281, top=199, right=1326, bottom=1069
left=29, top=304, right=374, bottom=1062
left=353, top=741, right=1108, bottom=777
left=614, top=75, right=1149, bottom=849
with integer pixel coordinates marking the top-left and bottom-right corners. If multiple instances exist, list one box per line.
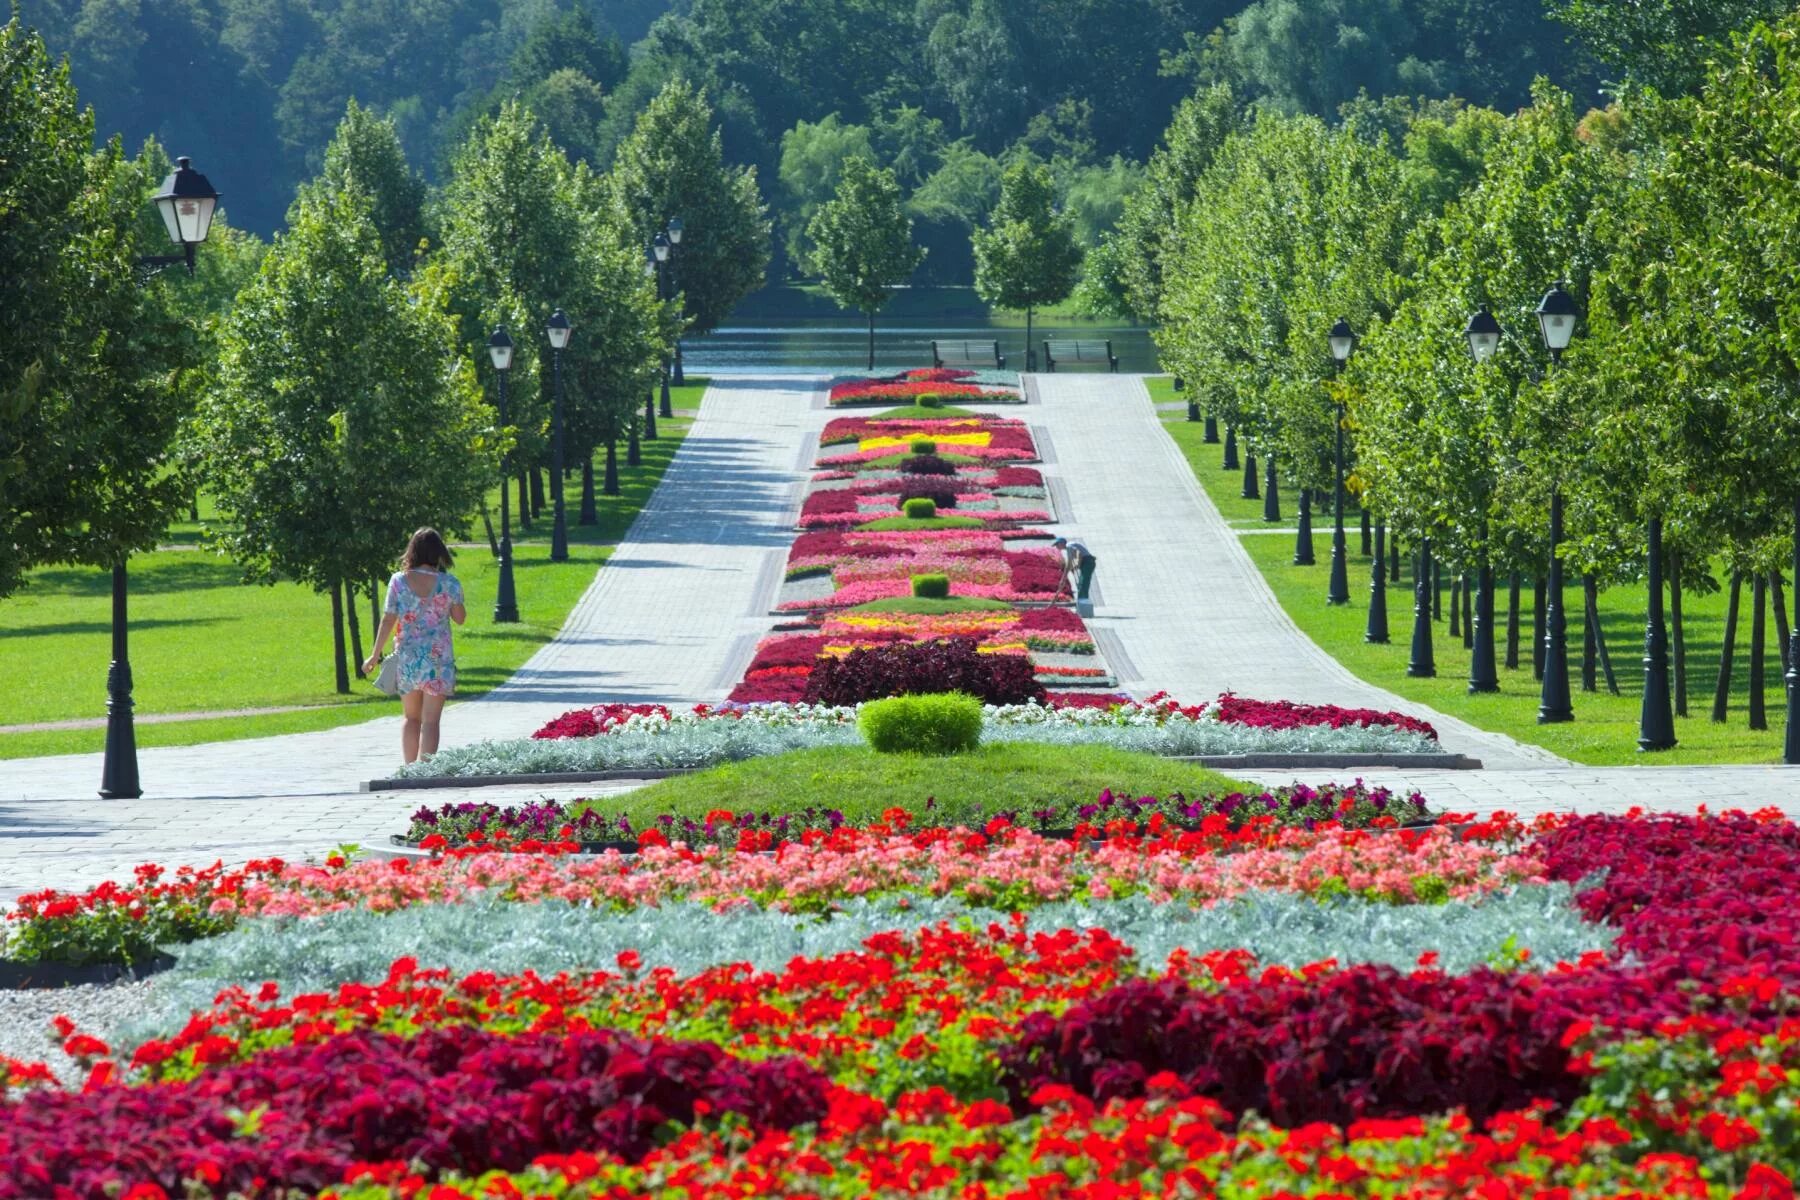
left=681, top=317, right=1161, bottom=375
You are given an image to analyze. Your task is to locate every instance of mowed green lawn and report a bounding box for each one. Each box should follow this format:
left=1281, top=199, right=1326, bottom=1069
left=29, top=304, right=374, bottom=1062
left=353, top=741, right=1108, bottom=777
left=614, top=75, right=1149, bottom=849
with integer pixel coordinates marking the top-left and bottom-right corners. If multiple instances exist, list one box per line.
left=0, top=382, right=709, bottom=759
left=1148, top=376, right=1792, bottom=766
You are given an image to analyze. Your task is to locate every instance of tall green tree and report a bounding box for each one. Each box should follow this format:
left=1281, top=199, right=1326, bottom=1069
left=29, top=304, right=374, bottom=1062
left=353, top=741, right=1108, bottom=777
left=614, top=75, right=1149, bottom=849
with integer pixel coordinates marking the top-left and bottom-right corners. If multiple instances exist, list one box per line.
left=807, top=156, right=925, bottom=369
left=1544, top=0, right=1784, bottom=96
left=306, top=99, right=427, bottom=276
left=0, top=15, right=195, bottom=599
left=777, top=113, right=875, bottom=270
left=972, top=160, right=1083, bottom=369
left=609, top=79, right=771, bottom=337
left=197, top=182, right=487, bottom=691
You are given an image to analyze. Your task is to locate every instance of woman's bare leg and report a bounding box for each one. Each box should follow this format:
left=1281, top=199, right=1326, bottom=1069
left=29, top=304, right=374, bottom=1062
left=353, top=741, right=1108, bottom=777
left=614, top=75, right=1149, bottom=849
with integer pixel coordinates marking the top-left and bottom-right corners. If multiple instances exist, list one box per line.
left=419, top=692, right=447, bottom=758
left=401, top=690, right=424, bottom=763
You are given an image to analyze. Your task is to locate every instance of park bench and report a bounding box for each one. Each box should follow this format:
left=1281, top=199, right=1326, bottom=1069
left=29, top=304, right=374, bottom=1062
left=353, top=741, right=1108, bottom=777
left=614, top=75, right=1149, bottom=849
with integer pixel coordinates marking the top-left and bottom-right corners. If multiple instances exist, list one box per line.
left=1042, top=338, right=1118, bottom=372
left=932, top=338, right=1006, bottom=370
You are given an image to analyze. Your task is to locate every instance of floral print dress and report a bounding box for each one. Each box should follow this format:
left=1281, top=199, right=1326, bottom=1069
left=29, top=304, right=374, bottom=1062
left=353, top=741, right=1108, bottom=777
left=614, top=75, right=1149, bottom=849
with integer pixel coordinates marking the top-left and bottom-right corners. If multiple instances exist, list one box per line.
left=384, top=570, right=464, bottom=696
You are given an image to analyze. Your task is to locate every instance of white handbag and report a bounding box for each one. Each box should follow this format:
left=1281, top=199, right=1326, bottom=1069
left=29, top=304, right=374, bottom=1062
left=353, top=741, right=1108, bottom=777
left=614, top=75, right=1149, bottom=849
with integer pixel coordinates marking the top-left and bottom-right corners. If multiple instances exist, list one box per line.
left=372, top=654, right=402, bottom=697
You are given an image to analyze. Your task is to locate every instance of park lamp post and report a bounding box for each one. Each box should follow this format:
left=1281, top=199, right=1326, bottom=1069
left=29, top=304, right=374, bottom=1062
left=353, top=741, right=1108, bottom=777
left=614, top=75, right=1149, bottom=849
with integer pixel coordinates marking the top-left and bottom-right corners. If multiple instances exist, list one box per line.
left=102, top=156, right=222, bottom=801
left=546, top=309, right=572, bottom=564
left=1326, top=317, right=1357, bottom=606
left=1534, top=282, right=1577, bottom=724
left=637, top=248, right=658, bottom=440
left=666, top=216, right=686, bottom=391
left=488, top=327, right=521, bottom=624
left=1462, top=307, right=1502, bottom=695
left=653, top=232, right=674, bottom=419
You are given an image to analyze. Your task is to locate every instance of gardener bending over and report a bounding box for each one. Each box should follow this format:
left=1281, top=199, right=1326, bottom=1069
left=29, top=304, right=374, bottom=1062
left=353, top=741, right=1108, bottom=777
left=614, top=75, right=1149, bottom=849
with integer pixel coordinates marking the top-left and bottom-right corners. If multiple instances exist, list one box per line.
left=1051, top=536, right=1097, bottom=607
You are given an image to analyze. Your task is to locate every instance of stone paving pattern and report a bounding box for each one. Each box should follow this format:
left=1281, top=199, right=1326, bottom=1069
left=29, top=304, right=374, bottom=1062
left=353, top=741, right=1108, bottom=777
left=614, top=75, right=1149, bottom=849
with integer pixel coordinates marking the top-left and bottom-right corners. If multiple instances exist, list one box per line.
left=2, top=372, right=1796, bottom=903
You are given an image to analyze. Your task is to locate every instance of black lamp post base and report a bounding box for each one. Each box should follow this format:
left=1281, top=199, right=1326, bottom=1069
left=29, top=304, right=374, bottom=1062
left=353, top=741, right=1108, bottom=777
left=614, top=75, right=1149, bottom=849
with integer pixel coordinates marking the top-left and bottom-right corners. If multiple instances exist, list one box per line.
left=99, top=562, right=142, bottom=799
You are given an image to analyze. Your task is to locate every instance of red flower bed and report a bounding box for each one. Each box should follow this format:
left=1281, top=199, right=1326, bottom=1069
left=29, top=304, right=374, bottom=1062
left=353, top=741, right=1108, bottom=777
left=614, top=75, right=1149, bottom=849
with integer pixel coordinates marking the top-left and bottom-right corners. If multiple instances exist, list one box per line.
left=1006, top=549, right=1062, bottom=593
left=1211, top=693, right=1439, bottom=740
left=999, top=811, right=1800, bottom=1127
left=531, top=703, right=671, bottom=740
left=826, top=376, right=1018, bottom=408
left=805, top=637, right=1046, bottom=706
left=993, top=465, right=1044, bottom=487
left=0, top=1021, right=829, bottom=1200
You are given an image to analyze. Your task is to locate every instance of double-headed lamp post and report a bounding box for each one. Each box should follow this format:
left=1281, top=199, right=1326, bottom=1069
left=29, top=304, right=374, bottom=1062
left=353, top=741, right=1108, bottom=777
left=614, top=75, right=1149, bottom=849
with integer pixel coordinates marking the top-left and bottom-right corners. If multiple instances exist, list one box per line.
left=546, top=309, right=572, bottom=564
left=102, top=156, right=222, bottom=801
left=1462, top=307, right=1502, bottom=694
left=666, top=216, right=686, bottom=390
left=488, top=327, right=521, bottom=623
left=1534, top=282, right=1577, bottom=724
left=1326, top=318, right=1357, bottom=606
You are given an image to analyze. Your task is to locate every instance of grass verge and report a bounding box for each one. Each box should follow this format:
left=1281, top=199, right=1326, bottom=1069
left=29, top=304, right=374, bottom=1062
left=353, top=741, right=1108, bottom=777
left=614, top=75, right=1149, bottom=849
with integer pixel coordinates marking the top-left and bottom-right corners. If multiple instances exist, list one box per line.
left=1148, top=377, right=1791, bottom=766
left=857, top=516, right=988, bottom=532
left=574, top=743, right=1250, bottom=826
left=0, top=381, right=711, bottom=758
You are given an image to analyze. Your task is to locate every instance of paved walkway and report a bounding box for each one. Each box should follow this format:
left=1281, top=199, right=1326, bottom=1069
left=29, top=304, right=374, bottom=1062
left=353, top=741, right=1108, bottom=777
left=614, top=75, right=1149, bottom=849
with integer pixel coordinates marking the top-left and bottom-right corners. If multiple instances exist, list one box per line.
left=1036, top=374, right=1561, bottom=769
left=0, top=376, right=823, bottom=899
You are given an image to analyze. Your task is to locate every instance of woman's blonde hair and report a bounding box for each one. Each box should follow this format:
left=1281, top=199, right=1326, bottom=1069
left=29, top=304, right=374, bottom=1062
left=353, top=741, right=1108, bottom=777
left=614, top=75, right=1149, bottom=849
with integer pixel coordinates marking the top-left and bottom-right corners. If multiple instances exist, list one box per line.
left=402, top=527, right=454, bottom=570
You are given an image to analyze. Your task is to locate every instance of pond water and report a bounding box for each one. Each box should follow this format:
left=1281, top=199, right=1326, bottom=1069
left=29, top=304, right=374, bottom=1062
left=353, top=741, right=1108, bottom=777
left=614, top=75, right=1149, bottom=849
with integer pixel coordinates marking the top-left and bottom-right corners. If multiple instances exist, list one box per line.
left=680, top=317, right=1162, bottom=375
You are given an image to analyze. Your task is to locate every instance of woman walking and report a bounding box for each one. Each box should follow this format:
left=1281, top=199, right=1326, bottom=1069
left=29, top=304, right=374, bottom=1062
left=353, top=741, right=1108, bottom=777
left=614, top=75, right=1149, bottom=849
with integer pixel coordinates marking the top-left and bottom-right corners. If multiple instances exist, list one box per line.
left=363, top=528, right=467, bottom=763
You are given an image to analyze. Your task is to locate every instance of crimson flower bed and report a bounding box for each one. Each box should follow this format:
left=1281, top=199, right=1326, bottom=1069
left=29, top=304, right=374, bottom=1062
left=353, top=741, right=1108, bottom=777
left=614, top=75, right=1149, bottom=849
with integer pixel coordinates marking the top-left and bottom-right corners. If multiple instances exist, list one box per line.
left=1000, top=811, right=1800, bottom=1127
left=805, top=636, right=1045, bottom=706
left=0, top=1021, right=829, bottom=1200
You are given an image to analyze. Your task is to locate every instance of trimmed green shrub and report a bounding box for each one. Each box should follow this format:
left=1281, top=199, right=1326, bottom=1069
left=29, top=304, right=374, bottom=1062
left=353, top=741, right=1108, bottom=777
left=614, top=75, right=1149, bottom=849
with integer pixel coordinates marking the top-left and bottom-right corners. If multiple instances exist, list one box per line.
left=910, top=438, right=937, bottom=453
left=911, top=573, right=950, bottom=599
left=858, top=692, right=984, bottom=755
left=918, top=396, right=943, bottom=409
left=903, top=497, right=938, bottom=519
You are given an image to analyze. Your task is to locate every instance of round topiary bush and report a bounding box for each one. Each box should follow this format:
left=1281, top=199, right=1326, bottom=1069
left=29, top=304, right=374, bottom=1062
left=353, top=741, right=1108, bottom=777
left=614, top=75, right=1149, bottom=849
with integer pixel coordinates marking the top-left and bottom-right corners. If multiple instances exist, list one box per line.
left=911, top=573, right=950, bottom=599
left=910, top=439, right=937, bottom=454
left=858, top=692, right=983, bottom=755
left=903, top=497, right=938, bottom=519
left=918, top=395, right=943, bottom=409
left=899, top=453, right=958, bottom=476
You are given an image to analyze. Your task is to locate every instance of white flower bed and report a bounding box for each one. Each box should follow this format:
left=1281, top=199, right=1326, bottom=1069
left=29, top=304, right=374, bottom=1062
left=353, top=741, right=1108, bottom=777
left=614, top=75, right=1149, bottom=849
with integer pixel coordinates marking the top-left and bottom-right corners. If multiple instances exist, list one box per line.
left=396, top=700, right=1445, bottom=779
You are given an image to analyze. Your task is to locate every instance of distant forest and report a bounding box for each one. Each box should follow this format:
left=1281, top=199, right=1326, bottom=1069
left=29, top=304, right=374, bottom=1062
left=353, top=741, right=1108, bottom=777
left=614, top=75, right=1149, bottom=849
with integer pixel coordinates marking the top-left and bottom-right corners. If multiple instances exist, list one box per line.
left=17, top=0, right=1669, bottom=284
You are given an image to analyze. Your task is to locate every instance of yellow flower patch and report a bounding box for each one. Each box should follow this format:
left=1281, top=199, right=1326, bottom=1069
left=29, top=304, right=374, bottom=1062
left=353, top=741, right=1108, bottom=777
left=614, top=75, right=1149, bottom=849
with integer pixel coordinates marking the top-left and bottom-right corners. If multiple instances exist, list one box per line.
left=857, top=431, right=993, bottom=454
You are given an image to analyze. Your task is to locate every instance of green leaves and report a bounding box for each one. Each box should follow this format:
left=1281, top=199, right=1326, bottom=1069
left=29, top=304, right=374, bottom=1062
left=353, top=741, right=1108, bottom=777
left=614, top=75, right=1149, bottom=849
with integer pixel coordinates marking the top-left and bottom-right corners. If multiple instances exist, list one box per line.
left=808, top=157, right=924, bottom=316
left=972, top=161, right=1083, bottom=314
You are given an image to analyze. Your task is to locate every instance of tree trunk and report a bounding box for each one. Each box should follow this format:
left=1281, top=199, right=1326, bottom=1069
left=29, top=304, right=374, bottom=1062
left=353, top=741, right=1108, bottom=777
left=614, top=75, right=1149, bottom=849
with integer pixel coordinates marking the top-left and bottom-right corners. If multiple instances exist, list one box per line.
left=1449, top=575, right=1461, bottom=638
left=188, top=491, right=199, bottom=522
left=330, top=580, right=350, bottom=695
left=480, top=502, right=500, bottom=558
left=580, top=458, right=597, bottom=524
left=1533, top=577, right=1546, bottom=680
left=604, top=440, right=620, bottom=495
left=369, top=576, right=381, bottom=642
left=1774, top=571, right=1791, bottom=672
left=867, top=309, right=876, bottom=371
left=1461, top=573, right=1473, bottom=648
left=1360, top=509, right=1371, bottom=557
left=1433, top=559, right=1443, bottom=621
left=627, top=427, right=642, bottom=467
left=1670, top=553, right=1687, bottom=718
left=1505, top=573, right=1521, bottom=670
left=530, top=468, right=546, bottom=518
left=1581, top=576, right=1598, bottom=692
left=1390, top=535, right=1401, bottom=583
left=1223, top=427, right=1238, bottom=471
left=1590, top=578, right=1619, bottom=695
left=1241, top=452, right=1259, bottom=500
left=517, top=472, right=532, bottom=530
left=1712, top=570, right=1742, bottom=723
left=347, top=580, right=365, bottom=677
left=1025, top=306, right=1034, bottom=372
left=1750, top=573, right=1769, bottom=730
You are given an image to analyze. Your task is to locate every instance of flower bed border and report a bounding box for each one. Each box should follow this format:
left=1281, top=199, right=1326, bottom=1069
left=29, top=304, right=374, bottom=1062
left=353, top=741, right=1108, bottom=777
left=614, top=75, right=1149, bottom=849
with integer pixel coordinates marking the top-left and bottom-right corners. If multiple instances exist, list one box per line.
left=359, top=750, right=1479, bottom=793
left=0, top=952, right=174, bottom=991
